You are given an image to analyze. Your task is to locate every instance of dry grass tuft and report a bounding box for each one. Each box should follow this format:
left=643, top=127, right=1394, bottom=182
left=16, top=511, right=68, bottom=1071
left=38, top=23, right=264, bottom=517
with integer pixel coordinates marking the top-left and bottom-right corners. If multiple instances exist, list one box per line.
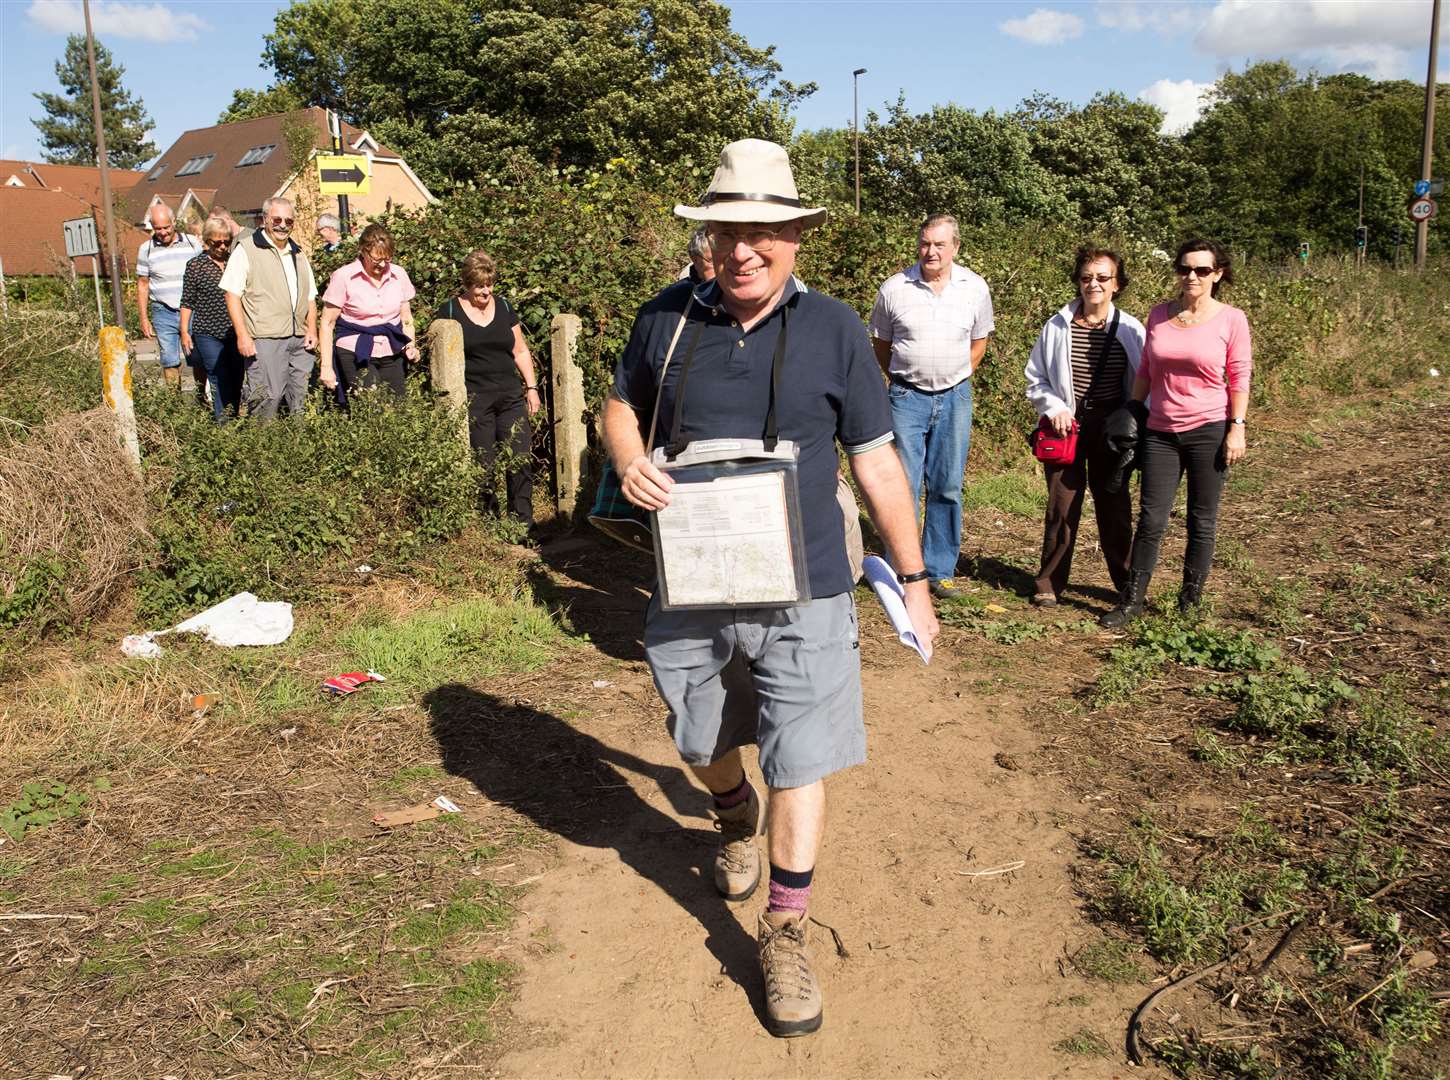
left=0, top=407, right=150, bottom=628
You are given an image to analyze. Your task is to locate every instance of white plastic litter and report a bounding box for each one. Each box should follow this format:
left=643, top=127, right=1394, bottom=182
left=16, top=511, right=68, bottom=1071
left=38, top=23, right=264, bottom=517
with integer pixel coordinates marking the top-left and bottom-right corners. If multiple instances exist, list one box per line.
left=119, top=591, right=294, bottom=658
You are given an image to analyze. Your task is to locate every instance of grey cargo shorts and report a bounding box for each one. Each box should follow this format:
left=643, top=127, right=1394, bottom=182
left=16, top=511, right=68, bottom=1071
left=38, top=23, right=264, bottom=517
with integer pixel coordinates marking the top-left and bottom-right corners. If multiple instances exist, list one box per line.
left=643, top=592, right=865, bottom=789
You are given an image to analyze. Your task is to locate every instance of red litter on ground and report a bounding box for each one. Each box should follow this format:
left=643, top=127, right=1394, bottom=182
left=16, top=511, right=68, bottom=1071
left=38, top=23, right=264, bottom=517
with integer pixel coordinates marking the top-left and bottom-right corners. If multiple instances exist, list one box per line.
left=322, top=670, right=387, bottom=696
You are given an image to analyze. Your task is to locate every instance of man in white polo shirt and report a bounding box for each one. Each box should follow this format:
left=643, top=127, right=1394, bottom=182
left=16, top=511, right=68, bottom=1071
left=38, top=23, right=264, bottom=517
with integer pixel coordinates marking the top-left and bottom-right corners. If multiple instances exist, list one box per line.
left=869, top=213, right=994, bottom=599
left=137, top=203, right=200, bottom=389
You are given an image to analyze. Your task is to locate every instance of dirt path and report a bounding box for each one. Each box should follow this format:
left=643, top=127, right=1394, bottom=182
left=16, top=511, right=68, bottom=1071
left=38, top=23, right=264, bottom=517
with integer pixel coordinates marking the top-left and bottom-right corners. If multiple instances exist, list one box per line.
left=485, top=559, right=1150, bottom=1078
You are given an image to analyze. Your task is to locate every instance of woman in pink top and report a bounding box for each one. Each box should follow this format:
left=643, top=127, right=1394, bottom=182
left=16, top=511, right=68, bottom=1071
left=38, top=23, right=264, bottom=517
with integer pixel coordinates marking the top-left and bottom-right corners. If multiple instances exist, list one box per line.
left=1101, top=237, right=1252, bottom=628
left=319, top=223, right=419, bottom=404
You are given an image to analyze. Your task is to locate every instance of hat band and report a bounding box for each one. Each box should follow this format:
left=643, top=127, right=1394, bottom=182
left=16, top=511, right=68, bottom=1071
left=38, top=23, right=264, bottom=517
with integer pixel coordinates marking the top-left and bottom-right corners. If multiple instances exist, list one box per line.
left=700, top=191, right=803, bottom=209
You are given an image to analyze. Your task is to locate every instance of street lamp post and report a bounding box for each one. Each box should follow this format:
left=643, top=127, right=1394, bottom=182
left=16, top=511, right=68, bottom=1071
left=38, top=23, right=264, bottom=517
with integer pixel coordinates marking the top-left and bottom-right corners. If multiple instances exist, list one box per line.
left=82, top=0, right=125, bottom=325
left=853, top=68, right=867, bottom=215
left=1415, top=0, right=1441, bottom=271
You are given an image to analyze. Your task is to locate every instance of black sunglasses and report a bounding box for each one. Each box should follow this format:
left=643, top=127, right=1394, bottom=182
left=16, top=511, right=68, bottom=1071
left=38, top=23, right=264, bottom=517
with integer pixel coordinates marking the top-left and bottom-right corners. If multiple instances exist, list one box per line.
left=1175, top=264, right=1217, bottom=278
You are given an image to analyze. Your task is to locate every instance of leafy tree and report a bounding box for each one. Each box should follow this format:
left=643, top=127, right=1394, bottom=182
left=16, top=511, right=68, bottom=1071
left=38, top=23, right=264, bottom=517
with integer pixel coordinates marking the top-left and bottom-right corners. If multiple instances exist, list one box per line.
left=32, top=34, right=155, bottom=168
left=1014, top=91, right=1205, bottom=241
left=246, top=0, right=814, bottom=188
left=217, top=85, right=305, bottom=124
left=860, top=97, right=1072, bottom=224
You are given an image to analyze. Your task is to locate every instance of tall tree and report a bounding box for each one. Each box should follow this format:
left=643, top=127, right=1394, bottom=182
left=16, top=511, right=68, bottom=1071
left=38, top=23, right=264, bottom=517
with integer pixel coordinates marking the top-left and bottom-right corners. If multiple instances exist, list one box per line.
left=32, top=34, right=155, bottom=168
left=245, top=0, right=814, bottom=188
left=217, top=85, right=305, bottom=125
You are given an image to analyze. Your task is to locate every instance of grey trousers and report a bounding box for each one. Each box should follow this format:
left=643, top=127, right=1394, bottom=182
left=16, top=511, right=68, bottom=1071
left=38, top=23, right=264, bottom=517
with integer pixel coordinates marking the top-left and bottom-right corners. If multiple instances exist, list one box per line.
left=245, top=336, right=313, bottom=419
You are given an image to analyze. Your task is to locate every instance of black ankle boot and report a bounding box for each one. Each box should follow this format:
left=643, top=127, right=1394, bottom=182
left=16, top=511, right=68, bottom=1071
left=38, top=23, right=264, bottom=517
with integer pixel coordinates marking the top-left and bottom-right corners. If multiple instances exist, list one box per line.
left=1101, top=570, right=1149, bottom=629
left=1179, top=568, right=1208, bottom=614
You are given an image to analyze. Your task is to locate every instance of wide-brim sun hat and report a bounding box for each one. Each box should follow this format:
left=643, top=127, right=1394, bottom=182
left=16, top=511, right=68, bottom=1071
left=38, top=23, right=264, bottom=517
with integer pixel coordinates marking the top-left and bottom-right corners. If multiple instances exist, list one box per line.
left=675, top=138, right=828, bottom=228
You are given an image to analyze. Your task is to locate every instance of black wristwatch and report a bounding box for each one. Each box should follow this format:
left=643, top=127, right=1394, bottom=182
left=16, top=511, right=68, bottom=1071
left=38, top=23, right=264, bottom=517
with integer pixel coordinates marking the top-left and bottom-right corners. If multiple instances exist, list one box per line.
left=1230, top=417, right=1246, bottom=426
left=897, top=569, right=930, bottom=584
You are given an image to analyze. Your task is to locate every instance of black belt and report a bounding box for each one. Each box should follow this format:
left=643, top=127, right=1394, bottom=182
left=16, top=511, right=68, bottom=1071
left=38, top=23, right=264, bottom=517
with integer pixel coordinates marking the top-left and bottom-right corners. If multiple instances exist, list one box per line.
left=890, top=373, right=968, bottom=394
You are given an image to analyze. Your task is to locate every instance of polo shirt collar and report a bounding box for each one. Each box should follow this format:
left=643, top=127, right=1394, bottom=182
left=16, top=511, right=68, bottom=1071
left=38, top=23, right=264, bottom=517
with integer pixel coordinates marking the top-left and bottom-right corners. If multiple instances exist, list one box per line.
left=906, top=261, right=969, bottom=286
left=693, top=274, right=807, bottom=319
left=252, top=228, right=300, bottom=256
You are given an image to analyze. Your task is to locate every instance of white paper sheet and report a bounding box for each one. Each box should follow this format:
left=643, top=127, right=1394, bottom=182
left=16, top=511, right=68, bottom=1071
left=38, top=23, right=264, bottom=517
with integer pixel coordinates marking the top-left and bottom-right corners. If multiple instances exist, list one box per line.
left=655, top=471, right=800, bottom=606
left=861, top=555, right=930, bottom=664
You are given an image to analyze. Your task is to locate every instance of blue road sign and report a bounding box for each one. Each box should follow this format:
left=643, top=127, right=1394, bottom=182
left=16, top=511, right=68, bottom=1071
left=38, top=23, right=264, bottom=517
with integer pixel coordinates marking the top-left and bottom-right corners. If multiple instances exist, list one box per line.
left=1414, top=180, right=1431, bottom=197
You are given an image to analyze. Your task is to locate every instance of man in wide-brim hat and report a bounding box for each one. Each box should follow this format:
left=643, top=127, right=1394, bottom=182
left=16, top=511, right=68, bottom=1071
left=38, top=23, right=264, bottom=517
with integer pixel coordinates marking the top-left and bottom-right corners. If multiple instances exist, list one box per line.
left=603, top=138, right=939, bottom=1038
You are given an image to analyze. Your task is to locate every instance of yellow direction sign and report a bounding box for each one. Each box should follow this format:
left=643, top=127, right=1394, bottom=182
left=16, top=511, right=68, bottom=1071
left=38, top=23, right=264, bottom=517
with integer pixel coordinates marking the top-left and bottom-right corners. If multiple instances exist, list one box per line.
left=316, top=154, right=370, bottom=195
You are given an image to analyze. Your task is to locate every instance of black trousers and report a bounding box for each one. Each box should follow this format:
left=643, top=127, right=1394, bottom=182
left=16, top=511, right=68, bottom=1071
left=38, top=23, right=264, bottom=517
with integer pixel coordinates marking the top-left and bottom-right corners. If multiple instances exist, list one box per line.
left=1035, top=407, right=1134, bottom=596
left=335, top=347, right=406, bottom=407
left=468, top=390, right=532, bottom=522
left=1128, top=420, right=1228, bottom=585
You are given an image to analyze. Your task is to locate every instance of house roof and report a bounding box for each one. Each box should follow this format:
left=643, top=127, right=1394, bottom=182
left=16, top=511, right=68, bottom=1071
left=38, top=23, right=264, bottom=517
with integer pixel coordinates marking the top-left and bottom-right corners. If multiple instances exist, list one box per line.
left=124, top=107, right=421, bottom=223
left=0, top=160, right=144, bottom=209
left=0, top=185, right=149, bottom=276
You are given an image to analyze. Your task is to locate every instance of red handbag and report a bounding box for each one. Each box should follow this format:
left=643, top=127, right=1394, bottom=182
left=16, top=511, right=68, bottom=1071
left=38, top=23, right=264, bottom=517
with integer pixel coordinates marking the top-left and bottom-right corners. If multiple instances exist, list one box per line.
left=1032, top=416, right=1078, bottom=465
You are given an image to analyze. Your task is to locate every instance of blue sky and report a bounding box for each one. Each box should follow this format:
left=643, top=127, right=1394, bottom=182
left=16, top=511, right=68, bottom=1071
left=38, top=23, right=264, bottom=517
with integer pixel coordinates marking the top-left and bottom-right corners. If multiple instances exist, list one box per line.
left=2, top=0, right=1445, bottom=168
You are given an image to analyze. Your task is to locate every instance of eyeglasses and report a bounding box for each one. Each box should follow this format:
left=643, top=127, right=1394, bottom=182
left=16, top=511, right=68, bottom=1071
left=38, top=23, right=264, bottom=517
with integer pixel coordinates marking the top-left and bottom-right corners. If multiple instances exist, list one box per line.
left=706, top=225, right=789, bottom=253
left=269, top=216, right=295, bottom=227
left=1079, top=273, right=1115, bottom=284
left=1175, top=264, right=1217, bottom=278
left=204, top=238, right=230, bottom=248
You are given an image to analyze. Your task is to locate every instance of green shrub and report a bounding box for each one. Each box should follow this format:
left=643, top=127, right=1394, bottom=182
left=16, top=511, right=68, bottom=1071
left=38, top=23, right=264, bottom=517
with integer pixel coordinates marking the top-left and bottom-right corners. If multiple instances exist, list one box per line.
left=1217, top=667, right=1357, bottom=752
left=134, top=385, right=480, bottom=619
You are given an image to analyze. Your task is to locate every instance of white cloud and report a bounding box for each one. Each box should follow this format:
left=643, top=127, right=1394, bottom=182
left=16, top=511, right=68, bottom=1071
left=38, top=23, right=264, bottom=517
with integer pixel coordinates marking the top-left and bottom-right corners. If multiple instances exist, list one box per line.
left=1095, top=1, right=1197, bottom=35
left=1000, top=8, right=1086, bottom=46
left=26, top=0, right=207, bottom=43
left=1138, top=78, right=1213, bottom=134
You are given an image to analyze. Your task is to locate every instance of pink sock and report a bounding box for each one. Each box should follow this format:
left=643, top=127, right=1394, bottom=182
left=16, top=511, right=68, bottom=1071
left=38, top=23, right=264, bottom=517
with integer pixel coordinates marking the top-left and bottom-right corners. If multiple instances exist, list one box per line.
left=767, top=879, right=811, bottom=916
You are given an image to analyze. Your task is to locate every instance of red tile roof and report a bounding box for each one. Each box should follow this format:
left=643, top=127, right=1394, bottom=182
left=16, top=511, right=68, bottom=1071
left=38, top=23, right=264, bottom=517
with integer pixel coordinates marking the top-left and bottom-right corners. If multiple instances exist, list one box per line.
left=123, top=107, right=413, bottom=223
left=0, top=186, right=149, bottom=277
left=0, top=160, right=144, bottom=209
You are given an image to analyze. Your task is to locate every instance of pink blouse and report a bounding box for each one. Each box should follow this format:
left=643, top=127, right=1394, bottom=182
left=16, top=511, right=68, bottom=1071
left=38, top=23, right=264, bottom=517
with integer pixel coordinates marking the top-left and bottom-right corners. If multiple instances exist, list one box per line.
left=1139, top=302, right=1253, bottom=433
left=322, top=260, right=416, bottom=356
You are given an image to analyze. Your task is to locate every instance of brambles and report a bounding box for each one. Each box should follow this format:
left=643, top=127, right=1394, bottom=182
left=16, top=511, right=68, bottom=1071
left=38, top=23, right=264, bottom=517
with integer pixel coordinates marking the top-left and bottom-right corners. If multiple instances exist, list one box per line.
left=1, top=777, right=108, bottom=841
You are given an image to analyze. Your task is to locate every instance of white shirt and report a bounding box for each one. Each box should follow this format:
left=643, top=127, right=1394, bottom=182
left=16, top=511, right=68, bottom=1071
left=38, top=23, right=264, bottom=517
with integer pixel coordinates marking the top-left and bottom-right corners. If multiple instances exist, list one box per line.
left=135, top=233, right=200, bottom=309
left=219, top=234, right=317, bottom=309
left=869, top=262, right=994, bottom=391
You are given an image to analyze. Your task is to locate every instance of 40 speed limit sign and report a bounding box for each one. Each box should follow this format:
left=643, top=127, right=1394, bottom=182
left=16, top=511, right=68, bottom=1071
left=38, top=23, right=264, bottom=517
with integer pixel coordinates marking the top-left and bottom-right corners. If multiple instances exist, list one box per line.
left=1408, top=195, right=1438, bottom=223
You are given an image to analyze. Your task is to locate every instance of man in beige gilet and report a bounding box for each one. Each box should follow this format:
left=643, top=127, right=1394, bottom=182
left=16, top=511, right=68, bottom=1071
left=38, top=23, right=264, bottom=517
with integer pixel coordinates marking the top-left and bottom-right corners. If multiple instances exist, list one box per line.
left=221, top=197, right=318, bottom=419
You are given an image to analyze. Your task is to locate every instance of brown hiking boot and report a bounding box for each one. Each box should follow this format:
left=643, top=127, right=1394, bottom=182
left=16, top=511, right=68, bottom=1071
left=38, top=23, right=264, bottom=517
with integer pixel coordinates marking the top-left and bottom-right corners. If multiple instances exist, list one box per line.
left=758, top=910, right=823, bottom=1037
left=711, top=783, right=763, bottom=901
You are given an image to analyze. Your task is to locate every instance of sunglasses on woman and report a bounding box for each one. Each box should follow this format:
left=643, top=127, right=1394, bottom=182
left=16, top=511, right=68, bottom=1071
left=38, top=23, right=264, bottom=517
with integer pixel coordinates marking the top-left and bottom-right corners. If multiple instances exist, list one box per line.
left=1175, top=264, right=1217, bottom=278
left=1078, top=273, right=1115, bottom=284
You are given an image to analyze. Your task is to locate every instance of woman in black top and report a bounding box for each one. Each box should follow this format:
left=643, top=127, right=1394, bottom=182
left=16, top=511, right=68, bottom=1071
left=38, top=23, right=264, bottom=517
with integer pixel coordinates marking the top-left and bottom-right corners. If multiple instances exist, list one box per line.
left=435, top=250, right=541, bottom=522
left=179, top=216, right=242, bottom=420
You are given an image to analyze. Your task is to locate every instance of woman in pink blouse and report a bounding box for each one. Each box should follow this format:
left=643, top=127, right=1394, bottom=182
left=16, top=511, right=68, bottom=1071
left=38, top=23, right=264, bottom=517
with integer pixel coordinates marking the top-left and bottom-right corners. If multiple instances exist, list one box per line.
left=1101, top=237, right=1252, bottom=628
left=318, top=223, right=419, bottom=405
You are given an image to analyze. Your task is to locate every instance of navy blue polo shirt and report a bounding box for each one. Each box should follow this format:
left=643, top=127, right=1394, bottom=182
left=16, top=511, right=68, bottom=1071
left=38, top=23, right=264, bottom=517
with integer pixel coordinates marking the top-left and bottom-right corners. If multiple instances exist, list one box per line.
left=614, top=276, right=893, bottom=598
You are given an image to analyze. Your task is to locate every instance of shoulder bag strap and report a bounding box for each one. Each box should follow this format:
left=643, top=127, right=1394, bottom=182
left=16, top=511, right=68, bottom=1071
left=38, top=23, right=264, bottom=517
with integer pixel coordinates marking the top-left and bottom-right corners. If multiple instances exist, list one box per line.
left=646, top=300, right=697, bottom=452
left=763, top=304, right=790, bottom=452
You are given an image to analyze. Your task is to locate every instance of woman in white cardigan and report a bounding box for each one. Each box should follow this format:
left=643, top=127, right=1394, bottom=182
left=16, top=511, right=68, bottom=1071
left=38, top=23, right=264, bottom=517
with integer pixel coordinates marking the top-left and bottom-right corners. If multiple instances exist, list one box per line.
left=1024, top=247, right=1146, bottom=608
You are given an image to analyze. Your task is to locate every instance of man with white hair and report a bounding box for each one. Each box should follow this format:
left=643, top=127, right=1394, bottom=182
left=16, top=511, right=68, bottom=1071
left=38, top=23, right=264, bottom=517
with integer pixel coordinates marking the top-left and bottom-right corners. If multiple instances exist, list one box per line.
left=316, top=213, right=343, bottom=251
left=603, top=139, right=939, bottom=1039
left=136, top=202, right=200, bottom=388
left=220, top=196, right=318, bottom=418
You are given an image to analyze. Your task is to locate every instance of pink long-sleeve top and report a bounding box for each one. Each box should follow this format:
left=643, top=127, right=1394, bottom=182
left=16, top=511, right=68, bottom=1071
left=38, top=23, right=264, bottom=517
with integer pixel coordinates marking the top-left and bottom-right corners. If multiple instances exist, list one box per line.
left=1139, top=302, right=1253, bottom=432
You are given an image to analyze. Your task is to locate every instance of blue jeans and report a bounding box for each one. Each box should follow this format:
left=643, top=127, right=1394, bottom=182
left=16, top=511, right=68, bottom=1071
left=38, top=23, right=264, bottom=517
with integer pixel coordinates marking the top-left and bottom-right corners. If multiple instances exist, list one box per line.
left=889, top=377, right=973, bottom=583
left=189, top=332, right=243, bottom=420
left=150, top=302, right=182, bottom=368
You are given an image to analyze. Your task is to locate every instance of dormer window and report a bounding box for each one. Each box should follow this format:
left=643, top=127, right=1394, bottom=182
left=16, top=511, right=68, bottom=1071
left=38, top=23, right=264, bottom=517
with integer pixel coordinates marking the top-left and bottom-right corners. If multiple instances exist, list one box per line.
left=147, top=163, right=166, bottom=181
left=237, top=144, right=277, bottom=167
left=175, top=155, right=214, bottom=177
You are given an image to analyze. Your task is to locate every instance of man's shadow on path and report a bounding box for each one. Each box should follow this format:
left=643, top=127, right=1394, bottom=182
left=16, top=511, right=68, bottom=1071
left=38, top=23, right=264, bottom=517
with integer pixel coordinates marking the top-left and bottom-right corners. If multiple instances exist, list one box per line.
left=528, top=535, right=655, bottom=662
left=423, top=682, right=767, bottom=1022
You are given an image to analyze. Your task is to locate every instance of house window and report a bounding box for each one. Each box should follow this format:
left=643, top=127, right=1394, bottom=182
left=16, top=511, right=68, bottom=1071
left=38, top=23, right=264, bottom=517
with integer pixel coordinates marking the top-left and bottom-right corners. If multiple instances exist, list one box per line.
left=237, top=144, right=277, bottom=167
left=147, top=163, right=166, bottom=181
left=175, top=155, right=214, bottom=177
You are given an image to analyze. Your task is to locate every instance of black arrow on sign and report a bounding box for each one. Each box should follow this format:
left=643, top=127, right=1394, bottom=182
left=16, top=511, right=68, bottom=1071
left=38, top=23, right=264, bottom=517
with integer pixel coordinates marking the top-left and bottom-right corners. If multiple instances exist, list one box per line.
left=320, top=165, right=366, bottom=185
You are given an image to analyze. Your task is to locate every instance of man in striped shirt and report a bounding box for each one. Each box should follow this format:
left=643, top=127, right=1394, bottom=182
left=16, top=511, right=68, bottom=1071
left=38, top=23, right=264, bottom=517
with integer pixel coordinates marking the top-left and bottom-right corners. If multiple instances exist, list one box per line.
left=137, top=204, right=200, bottom=388
left=870, top=213, right=995, bottom=599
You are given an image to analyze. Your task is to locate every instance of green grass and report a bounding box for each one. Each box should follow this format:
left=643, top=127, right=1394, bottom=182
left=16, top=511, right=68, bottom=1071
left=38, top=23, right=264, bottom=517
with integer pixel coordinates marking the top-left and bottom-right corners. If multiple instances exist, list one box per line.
left=335, top=596, right=565, bottom=698
left=1054, top=1028, right=1112, bottom=1056
left=1070, top=938, right=1145, bottom=983
left=964, top=467, right=1045, bottom=518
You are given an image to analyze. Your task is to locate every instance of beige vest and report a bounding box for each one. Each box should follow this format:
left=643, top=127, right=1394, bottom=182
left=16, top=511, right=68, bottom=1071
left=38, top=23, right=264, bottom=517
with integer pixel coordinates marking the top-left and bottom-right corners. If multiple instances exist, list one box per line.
left=241, top=230, right=312, bottom=339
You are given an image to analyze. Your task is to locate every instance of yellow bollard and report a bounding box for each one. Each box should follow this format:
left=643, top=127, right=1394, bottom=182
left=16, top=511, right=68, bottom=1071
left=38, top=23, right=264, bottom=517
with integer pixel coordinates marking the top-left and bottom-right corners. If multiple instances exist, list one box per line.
left=427, top=318, right=469, bottom=446
left=99, top=326, right=140, bottom=467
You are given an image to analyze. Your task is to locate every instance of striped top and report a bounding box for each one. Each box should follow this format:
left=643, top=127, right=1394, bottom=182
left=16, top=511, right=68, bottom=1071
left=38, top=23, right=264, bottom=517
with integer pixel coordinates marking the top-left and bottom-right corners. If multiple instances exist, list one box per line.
left=136, top=233, right=200, bottom=309
left=1069, top=323, right=1129, bottom=412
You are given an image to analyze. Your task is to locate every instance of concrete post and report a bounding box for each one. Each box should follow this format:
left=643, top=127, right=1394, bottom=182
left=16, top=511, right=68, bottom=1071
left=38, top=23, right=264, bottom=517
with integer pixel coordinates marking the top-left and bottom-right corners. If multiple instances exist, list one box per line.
left=427, top=318, right=469, bottom=445
left=99, top=326, right=140, bottom=468
left=550, top=313, right=586, bottom=517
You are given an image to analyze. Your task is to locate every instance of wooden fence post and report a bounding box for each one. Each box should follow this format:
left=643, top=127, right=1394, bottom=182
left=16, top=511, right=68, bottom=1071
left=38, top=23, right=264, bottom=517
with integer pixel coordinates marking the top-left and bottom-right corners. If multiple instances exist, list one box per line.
left=550, top=313, right=586, bottom=518
left=427, top=318, right=468, bottom=446
left=99, top=326, right=140, bottom=467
